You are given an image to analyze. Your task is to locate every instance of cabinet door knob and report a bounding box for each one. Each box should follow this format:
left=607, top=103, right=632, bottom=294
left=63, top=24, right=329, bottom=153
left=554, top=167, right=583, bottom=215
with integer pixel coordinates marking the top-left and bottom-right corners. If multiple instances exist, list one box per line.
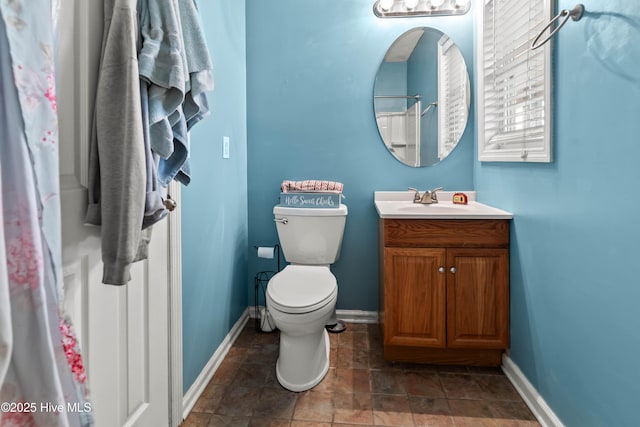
left=438, top=267, right=445, bottom=273
left=450, top=267, right=457, bottom=273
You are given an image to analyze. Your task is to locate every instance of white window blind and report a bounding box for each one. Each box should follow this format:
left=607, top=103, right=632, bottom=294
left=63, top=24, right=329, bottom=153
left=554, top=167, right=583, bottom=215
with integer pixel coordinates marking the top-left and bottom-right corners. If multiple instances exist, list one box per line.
left=438, top=35, right=469, bottom=160
left=477, top=0, right=553, bottom=162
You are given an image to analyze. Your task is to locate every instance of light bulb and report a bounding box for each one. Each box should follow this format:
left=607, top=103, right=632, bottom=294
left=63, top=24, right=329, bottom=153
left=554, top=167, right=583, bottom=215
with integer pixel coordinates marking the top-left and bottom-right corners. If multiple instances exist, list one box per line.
left=453, top=0, right=469, bottom=8
left=430, top=0, right=445, bottom=8
left=379, top=0, right=394, bottom=11
left=404, top=0, right=419, bottom=9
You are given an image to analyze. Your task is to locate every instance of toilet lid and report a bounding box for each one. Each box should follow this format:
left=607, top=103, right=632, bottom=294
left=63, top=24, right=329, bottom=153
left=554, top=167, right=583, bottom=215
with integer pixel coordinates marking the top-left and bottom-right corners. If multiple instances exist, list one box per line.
left=267, top=265, right=337, bottom=314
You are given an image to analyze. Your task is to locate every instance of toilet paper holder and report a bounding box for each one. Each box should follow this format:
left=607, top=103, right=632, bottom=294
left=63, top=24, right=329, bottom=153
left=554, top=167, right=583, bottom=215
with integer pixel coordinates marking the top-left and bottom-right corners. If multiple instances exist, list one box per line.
left=254, top=244, right=282, bottom=272
left=253, top=244, right=282, bottom=333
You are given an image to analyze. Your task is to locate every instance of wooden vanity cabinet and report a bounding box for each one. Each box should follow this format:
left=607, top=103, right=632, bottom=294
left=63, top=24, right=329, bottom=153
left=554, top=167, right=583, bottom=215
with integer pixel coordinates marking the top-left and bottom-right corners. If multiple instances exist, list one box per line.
left=378, top=219, right=510, bottom=366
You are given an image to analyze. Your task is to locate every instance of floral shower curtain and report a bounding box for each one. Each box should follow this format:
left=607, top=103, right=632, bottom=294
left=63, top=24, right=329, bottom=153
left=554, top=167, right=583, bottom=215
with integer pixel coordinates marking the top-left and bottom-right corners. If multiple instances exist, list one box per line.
left=0, top=1, right=91, bottom=426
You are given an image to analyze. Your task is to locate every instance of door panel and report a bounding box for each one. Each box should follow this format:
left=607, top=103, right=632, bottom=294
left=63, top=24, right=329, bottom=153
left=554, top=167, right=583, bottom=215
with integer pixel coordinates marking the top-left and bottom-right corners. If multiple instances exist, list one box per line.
left=384, top=247, right=446, bottom=348
left=57, top=1, right=170, bottom=425
left=446, top=248, right=509, bottom=349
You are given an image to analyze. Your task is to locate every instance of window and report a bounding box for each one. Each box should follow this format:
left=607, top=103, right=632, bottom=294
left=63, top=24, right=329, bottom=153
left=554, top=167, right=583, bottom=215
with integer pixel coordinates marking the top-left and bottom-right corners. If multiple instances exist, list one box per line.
left=477, top=0, right=553, bottom=162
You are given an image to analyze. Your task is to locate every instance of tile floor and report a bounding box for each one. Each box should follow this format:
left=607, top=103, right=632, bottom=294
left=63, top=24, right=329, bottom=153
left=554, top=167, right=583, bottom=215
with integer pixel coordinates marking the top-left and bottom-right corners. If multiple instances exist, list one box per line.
left=181, top=322, right=539, bottom=427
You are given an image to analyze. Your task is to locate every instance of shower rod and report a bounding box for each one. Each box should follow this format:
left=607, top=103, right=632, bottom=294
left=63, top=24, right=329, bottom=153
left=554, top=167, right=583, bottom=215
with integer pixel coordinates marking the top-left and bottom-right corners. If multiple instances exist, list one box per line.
left=374, top=94, right=421, bottom=99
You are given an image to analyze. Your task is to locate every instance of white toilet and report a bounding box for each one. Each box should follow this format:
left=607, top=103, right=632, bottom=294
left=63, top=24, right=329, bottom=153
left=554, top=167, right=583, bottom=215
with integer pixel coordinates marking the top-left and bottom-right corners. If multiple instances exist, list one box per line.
left=266, top=204, right=348, bottom=392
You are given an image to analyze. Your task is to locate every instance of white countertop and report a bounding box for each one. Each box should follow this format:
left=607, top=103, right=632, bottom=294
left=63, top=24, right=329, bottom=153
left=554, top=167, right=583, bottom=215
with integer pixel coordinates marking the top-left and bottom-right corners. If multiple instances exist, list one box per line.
left=374, top=191, right=513, bottom=220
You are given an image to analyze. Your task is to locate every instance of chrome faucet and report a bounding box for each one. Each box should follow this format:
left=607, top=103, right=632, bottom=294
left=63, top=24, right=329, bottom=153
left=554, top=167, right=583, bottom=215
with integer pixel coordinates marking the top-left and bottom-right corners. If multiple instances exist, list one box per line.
left=408, top=187, right=443, bottom=204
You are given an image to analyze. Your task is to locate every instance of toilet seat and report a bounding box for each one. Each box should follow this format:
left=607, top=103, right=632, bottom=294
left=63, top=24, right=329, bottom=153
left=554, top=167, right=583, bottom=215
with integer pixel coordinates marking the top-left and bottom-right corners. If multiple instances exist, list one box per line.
left=267, top=265, right=337, bottom=314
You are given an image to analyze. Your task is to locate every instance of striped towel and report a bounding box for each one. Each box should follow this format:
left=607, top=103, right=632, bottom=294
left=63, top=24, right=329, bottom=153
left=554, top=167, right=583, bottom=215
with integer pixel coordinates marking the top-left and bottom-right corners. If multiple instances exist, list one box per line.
left=281, top=180, right=344, bottom=194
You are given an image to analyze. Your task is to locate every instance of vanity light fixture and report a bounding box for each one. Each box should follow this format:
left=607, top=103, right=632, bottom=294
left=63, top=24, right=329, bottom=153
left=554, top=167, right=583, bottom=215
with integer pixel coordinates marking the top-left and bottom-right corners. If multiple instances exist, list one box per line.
left=373, top=0, right=470, bottom=18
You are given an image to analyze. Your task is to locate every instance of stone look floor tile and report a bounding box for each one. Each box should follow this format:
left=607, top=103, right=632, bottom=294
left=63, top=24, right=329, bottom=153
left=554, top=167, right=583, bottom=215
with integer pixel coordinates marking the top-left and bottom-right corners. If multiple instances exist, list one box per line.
left=245, top=343, right=279, bottom=365
left=248, top=418, right=291, bottom=427
left=332, top=392, right=373, bottom=425
left=338, top=331, right=370, bottom=351
left=253, top=386, right=298, bottom=420
left=467, top=366, right=504, bottom=375
left=408, top=396, right=451, bottom=418
left=334, top=368, right=371, bottom=394
left=181, top=412, right=211, bottom=427
left=371, top=393, right=415, bottom=426
left=207, top=415, right=250, bottom=426
left=367, top=349, right=388, bottom=370
left=409, top=396, right=454, bottom=427
left=370, top=370, right=406, bottom=395
left=292, top=391, right=334, bottom=423
left=215, top=385, right=261, bottom=417
left=439, top=373, right=485, bottom=400
left=405, top=371, right=445, bottom=398
left=182, top=324, right=540, bottom=427
left=192, top=383, right=226, bottom=413
left=312, top=367, right=336, bottom=393
left=210, top=359, right=241, bottom=385
left=337, top=347, right=370, bottom=369
left=329, top=348, right=339, bottom=368
left=234, top=328, right=258, bottom=348
left=232, top=362, right=272, bottom=388
left=488, top=400, right=537, bottom=421
left=450, top=399, right=500, bottom=427
left=290, top=422, right=331, bottom=427
left=493, top=419, right=540, bottom=427
left=475, top=374, right=521, bottom=401
left=413, top=413, right=455, bottom=427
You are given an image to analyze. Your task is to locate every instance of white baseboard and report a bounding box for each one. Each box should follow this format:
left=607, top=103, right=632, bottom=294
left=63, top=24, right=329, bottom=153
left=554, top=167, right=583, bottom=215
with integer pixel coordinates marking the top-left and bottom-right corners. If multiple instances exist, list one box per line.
left=182, top=308, right=249, bottom=420
left=502, top=354, right=564, bottom=427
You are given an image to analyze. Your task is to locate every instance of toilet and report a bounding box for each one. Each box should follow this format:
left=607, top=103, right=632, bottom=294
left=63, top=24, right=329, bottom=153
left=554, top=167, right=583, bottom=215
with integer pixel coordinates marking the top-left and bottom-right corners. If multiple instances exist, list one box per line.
left=265, top=204, right=348, bottom=392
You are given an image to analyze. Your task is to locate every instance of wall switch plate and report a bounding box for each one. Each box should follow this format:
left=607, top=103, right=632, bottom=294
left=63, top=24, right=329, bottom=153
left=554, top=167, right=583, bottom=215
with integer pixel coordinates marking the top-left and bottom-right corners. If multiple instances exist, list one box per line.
left=223, top=136, right=230, bottom=158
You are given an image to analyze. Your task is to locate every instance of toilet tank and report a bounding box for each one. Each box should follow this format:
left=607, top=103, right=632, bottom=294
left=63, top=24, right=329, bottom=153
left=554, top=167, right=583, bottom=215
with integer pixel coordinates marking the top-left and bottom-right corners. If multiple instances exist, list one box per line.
left=273, top=204, right=348, bottom=265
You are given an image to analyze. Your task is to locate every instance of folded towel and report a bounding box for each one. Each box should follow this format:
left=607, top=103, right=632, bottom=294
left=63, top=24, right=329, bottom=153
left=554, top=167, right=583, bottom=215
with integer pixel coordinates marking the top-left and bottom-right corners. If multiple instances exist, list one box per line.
left=281, top=180, right=344, bottom=194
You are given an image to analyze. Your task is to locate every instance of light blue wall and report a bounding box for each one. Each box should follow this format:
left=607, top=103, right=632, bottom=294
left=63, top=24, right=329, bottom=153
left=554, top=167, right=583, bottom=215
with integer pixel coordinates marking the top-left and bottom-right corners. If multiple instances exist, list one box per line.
left=246, top=0, right=476, bottom=311
left=475, top=1, right=640, bottom=425
left=181, top=0, right=247, bottom=393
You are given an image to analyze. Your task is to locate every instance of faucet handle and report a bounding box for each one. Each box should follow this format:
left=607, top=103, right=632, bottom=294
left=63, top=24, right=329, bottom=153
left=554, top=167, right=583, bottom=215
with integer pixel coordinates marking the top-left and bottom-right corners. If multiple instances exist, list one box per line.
left=427, top=187, right=443, bottom=203
left=407, top=187, right=421, bottom=202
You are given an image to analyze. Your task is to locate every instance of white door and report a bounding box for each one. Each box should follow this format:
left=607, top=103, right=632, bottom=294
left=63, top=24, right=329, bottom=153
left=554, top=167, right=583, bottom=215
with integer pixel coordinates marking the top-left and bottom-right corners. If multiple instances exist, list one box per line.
left=57, top=1, right=170, bottom=426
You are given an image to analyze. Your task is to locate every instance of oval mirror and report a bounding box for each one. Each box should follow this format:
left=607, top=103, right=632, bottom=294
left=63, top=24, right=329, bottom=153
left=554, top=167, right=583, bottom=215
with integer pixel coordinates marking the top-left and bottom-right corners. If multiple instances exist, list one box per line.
left=374, top=27, right=470, bottom=167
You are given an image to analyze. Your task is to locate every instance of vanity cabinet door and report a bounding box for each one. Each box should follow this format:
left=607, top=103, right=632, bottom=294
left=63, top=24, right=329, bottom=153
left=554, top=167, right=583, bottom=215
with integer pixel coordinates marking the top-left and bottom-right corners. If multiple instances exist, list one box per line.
left=383, top=247, right=446, bottom=348
left=446, top=248, right=509, bottom=349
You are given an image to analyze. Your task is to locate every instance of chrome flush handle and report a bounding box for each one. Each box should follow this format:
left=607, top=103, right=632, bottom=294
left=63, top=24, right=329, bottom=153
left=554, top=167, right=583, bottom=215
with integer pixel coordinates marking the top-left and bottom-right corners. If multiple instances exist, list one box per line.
left=274, top=218, right=288, bottom=225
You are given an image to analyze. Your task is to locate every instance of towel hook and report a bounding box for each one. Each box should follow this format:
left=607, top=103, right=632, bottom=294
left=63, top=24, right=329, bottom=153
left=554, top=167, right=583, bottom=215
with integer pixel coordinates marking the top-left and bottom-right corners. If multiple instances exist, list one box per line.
left=531, top=4, right=584, bottom=50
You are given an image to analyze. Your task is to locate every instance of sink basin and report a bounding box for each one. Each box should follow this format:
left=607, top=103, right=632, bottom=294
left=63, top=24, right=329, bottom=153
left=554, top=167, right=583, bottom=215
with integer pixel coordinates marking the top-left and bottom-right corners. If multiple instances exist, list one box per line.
left=397, top=203, right=475, bottom=214
left=374, top=192, right=512, bottom=219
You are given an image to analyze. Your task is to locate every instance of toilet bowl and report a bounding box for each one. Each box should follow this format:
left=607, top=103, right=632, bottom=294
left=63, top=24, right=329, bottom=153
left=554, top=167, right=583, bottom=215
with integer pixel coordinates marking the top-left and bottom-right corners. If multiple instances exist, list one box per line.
left=266, top=203, right=347, bottom=392
left=266, top=265, right=337, bottom=392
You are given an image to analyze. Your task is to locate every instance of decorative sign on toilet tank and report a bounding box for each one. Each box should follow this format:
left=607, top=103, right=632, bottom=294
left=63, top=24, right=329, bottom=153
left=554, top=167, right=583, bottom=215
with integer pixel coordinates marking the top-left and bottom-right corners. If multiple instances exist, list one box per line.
left=279, top=192, right=342, bottom=208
